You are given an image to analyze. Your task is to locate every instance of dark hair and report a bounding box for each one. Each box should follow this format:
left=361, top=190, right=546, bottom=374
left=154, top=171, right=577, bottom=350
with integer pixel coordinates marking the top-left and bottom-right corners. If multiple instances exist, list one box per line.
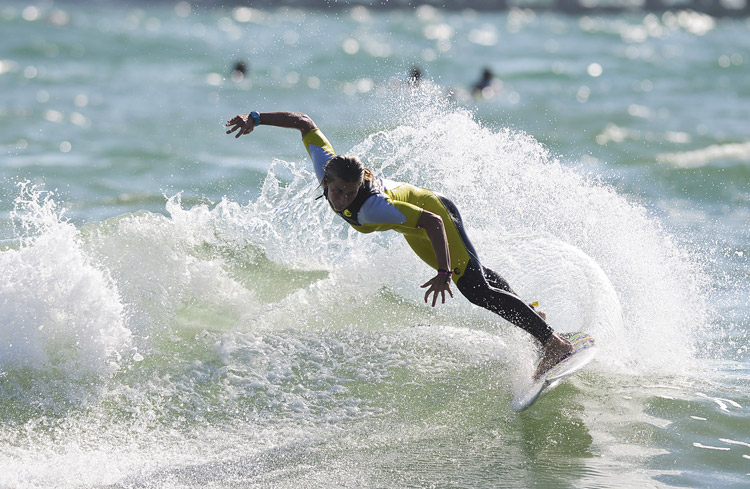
left=324, top=155, right=375, bottom=184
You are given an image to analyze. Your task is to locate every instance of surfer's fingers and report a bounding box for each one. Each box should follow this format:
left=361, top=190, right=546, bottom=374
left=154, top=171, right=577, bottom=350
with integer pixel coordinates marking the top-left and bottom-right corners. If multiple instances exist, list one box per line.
left=236, top=124, right=254, bottom=138
left=226, top=123, right=249, bottom=137
left=421, top=276, right=441, bottom=288
left=423, top=284, right=438, bottom=307
left=225, top=115, right=245, bottom=127
left=224, top=115, right=255, bottom=138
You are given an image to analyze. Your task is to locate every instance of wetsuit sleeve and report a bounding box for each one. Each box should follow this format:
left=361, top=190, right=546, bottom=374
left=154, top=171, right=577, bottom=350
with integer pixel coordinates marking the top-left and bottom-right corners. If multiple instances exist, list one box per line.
left=389, top=201, right=425, bottom=228
left=302, top=128, right=335, bottom=184
left=359, top=197, right=423, bottom=228
left=358, top=195, right=407, bottom=225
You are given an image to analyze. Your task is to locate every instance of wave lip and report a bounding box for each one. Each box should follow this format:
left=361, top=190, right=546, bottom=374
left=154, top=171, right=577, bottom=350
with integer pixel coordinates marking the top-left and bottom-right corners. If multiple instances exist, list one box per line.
left=0, top=183, right=131, bottom=376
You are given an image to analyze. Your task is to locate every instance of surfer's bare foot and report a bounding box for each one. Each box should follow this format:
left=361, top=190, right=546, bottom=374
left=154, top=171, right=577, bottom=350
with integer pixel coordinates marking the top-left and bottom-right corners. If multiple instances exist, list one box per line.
left=533, top=334, right=573, bottom=379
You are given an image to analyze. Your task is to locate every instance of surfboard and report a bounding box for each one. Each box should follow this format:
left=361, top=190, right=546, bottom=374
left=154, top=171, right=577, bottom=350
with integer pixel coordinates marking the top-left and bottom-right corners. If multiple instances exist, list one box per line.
left=511, top=332, right=597, bottom=412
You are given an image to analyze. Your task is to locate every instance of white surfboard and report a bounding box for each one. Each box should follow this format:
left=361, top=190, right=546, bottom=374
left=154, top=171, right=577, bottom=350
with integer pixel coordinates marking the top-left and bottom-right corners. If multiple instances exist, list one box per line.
left=511, top=332, right=597, bottom=412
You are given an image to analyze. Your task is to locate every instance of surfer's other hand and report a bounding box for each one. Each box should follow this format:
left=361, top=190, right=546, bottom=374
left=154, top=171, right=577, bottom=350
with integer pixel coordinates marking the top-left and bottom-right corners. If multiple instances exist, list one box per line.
left=225, top=113, right=255, bottom=138
left=421, top=274, right=454, bottom=307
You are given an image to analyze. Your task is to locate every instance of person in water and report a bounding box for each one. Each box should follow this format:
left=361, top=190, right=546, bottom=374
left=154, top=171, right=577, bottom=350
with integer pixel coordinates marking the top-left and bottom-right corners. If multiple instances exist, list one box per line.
left=225, top=111, right=573, bottom=378
left=471, top=67, right=495, bottom=97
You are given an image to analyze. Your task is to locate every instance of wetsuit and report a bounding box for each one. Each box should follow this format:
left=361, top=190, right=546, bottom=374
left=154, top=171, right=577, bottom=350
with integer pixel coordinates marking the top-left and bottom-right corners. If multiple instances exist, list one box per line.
left=303, top=128, right=553, bottom=345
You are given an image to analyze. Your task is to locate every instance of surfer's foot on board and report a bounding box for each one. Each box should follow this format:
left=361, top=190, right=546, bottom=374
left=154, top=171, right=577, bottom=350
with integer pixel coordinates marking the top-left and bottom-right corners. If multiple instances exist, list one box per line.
left=533, top=334, right=573, bottom=380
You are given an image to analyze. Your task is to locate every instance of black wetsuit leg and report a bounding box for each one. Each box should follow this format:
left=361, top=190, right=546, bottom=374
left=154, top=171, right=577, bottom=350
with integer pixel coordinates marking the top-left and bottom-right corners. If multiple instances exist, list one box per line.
left=436, top=194, right=554, bottom=345
left=457, top=260, right=553, bottom=344
left=481, top=266, right=514, bottom=294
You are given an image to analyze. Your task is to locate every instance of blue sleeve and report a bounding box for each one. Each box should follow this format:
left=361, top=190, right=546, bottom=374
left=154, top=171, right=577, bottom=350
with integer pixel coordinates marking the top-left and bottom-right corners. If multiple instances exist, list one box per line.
left=358, top=194, right=408, bottom=225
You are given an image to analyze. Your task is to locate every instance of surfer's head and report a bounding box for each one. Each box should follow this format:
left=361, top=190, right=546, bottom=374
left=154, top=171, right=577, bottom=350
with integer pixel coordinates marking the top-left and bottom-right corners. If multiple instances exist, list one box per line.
left=323, top=155, right=374, bottom=212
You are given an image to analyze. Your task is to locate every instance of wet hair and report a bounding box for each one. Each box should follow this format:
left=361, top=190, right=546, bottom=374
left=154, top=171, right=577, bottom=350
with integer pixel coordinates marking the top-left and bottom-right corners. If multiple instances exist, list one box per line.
left=323, top=155, right=375, bottom=184
left=232, top=60, right=247, bottom=75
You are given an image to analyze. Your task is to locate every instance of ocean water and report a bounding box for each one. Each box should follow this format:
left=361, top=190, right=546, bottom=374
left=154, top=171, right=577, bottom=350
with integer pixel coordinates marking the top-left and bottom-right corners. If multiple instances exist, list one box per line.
left=0, top=1, right=748, bottom=488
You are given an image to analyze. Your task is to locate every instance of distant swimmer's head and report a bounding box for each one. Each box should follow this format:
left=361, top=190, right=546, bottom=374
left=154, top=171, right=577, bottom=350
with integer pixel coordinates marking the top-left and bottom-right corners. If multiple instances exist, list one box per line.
left=323, top=155, right=374, bottom=212
left=231, top=60, right=248, bottom=82
left=233, top=60, right=247, bottom=75
left=409, top=66, right=423, bottom=85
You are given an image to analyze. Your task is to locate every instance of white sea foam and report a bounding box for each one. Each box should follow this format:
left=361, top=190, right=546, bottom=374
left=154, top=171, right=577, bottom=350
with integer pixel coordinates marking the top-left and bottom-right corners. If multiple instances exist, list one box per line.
left=346, top=87, right=706, bottom=374
left=0, top=183, right=131, bottom=376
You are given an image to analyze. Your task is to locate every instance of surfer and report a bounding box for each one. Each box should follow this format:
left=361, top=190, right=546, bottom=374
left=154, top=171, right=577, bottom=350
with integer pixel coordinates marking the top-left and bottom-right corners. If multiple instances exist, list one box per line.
left=471, top=67, right=497, bottom=98
left=225, top=111, right=573, bottom=378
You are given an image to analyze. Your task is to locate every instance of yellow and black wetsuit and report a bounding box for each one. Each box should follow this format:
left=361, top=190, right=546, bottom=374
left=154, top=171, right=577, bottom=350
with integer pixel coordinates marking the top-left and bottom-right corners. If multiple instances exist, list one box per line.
left=303, top=128, right=553, bottom=345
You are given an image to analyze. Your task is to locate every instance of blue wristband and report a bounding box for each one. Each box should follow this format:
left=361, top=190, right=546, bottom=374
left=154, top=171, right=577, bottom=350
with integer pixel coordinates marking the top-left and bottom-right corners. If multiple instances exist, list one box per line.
left=249, top=111, right=261, bottom=126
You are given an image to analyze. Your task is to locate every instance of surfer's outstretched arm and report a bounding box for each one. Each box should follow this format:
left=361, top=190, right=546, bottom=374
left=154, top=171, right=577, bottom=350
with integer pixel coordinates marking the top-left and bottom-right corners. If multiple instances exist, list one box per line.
left=417, top=210, right=454, bottom=307
left=225, top=111, right=317, bottom=138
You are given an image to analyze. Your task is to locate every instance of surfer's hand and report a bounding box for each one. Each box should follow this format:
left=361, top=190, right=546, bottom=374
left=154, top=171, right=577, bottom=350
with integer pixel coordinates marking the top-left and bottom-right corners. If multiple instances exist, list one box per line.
left=225, top=114, right=255, bottom=138
left=421, top=274, right=454, bottom=307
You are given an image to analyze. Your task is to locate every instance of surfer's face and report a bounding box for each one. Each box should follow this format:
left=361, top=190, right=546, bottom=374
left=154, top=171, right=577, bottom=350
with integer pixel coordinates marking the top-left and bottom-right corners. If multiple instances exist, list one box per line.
left=326, top=179, right=361, bottom=212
